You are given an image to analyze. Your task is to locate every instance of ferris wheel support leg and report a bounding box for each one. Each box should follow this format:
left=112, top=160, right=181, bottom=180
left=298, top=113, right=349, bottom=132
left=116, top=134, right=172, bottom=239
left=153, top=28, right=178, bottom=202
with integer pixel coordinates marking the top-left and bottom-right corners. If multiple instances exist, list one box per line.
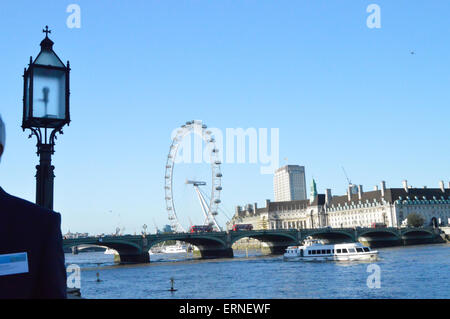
left=194, top=185, right=211, bottom=222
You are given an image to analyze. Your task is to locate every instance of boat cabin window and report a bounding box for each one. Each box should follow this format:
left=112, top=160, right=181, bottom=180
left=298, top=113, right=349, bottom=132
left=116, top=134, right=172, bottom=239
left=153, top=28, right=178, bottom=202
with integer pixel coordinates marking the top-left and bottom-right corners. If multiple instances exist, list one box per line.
left=321, top=250, right=326, bottom=254
left=356, top=248, right=364, bottom=253
left=311, top=250, right=316, bottom=255
left=341, top=248, right=348, bottom=253
left=348, top=248, right=356, bottom=253
left=326, top=249, right=331, bottom=254
left=308, top=250, right=312, bottom=255
left=363, top=247, right=370, bottom=252
left=336, top=249, right=342, bottom=253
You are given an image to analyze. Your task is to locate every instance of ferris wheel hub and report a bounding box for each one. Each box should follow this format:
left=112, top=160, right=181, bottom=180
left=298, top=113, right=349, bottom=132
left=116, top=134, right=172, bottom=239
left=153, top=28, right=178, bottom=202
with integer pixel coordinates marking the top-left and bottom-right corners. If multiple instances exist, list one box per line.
left=186, top=180, right=207, bottom=186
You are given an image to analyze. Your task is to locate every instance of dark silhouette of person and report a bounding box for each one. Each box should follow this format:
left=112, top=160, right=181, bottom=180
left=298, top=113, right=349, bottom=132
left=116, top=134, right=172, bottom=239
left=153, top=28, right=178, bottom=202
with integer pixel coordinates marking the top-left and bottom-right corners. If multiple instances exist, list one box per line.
left=0, top=115, right=67, bottom=299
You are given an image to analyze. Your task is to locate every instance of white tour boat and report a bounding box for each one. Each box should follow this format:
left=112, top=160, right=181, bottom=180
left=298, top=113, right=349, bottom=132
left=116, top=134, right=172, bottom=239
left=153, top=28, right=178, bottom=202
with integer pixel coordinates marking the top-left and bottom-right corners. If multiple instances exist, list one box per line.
left=283, top=237, right=378, bottom=262
left=104, top=248, right=118, bottom=255
left=161, top=242, right=187, bottom=254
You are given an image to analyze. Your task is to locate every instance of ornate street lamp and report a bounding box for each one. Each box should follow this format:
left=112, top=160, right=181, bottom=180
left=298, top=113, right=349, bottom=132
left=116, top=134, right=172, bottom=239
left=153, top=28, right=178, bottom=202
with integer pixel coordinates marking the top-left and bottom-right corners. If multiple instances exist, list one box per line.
left=142, top=224, right=148, bottom=236
left=22, top=26, right=71, bottom=210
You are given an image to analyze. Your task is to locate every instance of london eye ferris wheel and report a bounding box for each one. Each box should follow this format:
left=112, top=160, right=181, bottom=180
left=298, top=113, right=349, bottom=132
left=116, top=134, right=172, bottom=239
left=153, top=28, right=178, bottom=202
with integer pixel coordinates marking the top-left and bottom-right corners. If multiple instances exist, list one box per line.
left=164, top=120, right=223, bottom=233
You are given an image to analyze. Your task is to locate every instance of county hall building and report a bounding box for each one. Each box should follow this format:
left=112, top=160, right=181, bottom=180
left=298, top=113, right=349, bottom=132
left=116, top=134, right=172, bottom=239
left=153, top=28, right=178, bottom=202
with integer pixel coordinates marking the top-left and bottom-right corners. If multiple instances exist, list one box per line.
left=229, top=180, right=450, bottom=230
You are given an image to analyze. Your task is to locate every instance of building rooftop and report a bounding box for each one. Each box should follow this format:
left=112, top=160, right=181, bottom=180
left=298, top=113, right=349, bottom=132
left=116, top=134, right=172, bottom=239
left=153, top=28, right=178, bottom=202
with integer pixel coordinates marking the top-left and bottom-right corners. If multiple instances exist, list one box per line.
left=236, top=183, right=450, bottom=217
left=274, top=165, right=305, bottom=174
left=329, top=188, right=450, bottom=207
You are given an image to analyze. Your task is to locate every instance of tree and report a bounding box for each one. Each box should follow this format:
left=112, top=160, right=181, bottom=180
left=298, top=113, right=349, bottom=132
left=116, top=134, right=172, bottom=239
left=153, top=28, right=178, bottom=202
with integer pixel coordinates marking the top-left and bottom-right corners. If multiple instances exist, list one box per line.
left=407, top=213, right=425, bottom=228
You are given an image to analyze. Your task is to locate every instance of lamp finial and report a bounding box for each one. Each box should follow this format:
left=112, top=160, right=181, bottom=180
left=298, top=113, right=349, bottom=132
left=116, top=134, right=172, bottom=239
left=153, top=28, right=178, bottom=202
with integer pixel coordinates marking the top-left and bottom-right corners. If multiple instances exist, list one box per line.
left=43, top=25, right=51, bottom=37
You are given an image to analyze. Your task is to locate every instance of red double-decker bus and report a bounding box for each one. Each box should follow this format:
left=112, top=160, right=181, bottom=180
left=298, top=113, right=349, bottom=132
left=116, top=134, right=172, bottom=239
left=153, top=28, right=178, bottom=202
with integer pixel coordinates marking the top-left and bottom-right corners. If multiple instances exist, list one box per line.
left=231, top=224, right=253, bottom=231
left=189, top=225, right=213, bottom=233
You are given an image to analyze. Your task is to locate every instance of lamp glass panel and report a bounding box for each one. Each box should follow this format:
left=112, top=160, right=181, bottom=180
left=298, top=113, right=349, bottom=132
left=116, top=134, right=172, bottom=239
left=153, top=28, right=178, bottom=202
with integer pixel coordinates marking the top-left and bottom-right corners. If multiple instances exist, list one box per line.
left=34, top=51, right=65, bottom=68
left=32, top=68, right=66, bottom=120
left=25, top=75, right=31, bottom=121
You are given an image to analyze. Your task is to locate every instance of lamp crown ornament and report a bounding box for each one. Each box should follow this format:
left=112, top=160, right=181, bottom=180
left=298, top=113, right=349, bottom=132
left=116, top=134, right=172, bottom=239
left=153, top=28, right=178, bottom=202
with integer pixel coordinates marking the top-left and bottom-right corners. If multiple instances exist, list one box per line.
left=43, top=25, right=51, bottom=37
left=40, top=25, right=54, bottom=51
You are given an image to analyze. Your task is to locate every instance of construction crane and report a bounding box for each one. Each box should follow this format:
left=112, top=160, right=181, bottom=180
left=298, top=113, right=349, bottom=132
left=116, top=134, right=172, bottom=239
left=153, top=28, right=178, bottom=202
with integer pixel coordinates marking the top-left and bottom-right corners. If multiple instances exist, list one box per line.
left=341, top=166, right=352, bottom=185
left=342, top=166, right=358, bottom=195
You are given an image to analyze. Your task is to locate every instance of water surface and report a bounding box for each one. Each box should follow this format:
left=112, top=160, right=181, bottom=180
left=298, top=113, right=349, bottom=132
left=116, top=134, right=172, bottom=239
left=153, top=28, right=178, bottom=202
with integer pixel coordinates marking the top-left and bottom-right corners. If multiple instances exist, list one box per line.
left=65, top=244, right=450, bottom=299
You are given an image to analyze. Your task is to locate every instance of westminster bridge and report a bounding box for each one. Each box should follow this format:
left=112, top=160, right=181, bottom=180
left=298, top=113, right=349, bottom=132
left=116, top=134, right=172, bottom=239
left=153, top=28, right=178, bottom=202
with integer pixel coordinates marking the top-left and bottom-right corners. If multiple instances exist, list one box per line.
left=63, top=227, right=444, bottom=263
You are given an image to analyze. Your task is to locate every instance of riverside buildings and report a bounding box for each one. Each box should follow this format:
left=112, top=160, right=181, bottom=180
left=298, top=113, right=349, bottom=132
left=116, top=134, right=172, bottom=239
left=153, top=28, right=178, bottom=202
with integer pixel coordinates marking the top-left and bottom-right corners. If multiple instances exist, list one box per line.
left=230, top=179, right=450, bottom=230
left=273, top=165, right=307, bottom=201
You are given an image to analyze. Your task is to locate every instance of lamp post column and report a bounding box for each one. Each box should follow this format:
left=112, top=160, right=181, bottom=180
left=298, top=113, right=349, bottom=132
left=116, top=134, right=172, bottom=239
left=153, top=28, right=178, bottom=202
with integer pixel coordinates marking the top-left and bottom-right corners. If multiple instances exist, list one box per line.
left=22, top=26, right=70, bottom=211
left=35, top=143, right=55, bottom=210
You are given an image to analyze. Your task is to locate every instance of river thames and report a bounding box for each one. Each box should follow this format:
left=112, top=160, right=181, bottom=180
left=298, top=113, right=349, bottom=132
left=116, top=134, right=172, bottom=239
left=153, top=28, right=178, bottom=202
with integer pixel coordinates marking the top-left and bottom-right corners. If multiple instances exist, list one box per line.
left=65, top=244, right=449, bottom=299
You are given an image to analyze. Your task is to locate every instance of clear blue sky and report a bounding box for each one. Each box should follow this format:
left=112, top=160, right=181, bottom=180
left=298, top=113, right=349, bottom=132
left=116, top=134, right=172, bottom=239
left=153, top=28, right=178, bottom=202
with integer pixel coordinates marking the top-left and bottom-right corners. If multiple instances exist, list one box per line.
left=0, top=1, right=449, bottom=234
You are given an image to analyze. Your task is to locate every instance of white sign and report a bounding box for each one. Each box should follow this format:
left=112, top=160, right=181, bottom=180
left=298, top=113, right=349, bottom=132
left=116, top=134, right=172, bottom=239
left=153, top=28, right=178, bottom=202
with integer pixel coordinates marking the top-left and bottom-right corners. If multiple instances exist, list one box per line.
left=0, top=252, right=29, bottom=277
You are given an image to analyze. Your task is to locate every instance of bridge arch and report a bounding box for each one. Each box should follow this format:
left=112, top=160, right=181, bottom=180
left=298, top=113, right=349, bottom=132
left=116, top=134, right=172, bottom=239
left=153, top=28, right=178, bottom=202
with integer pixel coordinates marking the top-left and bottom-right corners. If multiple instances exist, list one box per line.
left=357, top=228, right=401, bottom=247
left=358, top=228, right=401, bottom=239
left=63, top=238, right=148, bottom=263
left=72, top=244, right=109, bottom=252
left=401, top=228, right=434, bottom=236
left=304, top=229, right=355, bottom=242
left=401, top=228, right=438, bottom=245
left=147, top=233, right=231, bottom=259
left=149, top=235, right=227, bottom=249
left=231, top=232, right=297, bottom=245
left=64, top=239, right=142, bottom=251
left=230, top=231, right=298, bottom=255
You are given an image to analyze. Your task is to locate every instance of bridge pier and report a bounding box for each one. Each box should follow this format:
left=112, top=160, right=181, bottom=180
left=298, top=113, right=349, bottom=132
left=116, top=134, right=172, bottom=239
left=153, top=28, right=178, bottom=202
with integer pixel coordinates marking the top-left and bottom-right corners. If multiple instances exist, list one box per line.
left=115, top=252, right=150, bottom=264
left=199, top=247, right=234, bottom=259
left=266, top=245, right=290, bottom=255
